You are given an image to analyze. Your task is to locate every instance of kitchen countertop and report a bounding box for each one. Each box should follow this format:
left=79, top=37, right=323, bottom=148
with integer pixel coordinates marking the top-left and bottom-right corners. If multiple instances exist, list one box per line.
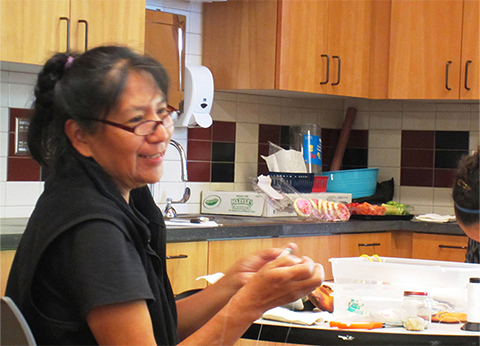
left=0, top=215, right=465, bottom=250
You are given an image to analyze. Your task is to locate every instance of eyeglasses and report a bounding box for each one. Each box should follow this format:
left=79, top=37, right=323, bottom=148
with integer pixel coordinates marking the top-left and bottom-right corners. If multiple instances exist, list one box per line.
left=88, top=105, right=177, bottom=136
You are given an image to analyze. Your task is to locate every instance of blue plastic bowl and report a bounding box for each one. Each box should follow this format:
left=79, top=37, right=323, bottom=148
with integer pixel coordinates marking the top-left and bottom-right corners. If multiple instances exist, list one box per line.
left=321, top=168, right=379, bottom=199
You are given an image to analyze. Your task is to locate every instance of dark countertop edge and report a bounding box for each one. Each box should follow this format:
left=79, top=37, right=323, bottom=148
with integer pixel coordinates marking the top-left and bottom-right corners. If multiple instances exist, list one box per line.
left=164, top=220, right=465, bottom=243
left=1, top=219, right=465, bottom=250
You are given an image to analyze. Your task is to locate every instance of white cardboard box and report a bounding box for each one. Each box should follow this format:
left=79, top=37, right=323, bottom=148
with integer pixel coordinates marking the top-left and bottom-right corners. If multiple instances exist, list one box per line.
left=200, top=191, right=352, bottom=217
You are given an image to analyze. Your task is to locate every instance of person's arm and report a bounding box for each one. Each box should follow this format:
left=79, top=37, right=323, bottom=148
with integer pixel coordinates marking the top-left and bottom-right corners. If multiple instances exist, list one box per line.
left=87, top=300, right=157, bottom=346
left=175, top=244, right=289, bottom=340
left=179, top=254, right=323, bottom=346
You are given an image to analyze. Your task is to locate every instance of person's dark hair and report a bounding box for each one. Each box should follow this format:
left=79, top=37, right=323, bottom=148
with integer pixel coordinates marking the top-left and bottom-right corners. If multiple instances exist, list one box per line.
left=453, top=148, right=479, bottom=226
left=27, top=46, right=170, bottom=169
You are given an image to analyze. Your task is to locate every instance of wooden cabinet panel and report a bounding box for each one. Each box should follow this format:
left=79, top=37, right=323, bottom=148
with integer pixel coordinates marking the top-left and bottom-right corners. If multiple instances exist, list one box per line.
left=208, top=236, right=339, bottom=281
left=70, top=0, right=145, bottom=53
left=1, top=250, right=16, bottom=296
left=388, top=0, right=464, bottom=99
left=166, top=241, right=208, bottom=295
left=1, top=0, right=70, bottom=65
left=339, top=232, right=393, bottom=257
left=1, top=0, right=145, bottom=65
left=460, top=0, right=479, bottom=99
left=203, top=0, right=390, bottom=99
left=412, top=233, right=469, bottom=262
left=320, top=0, right=390, bottom=98
left=202, top=0, right=278, bottom=90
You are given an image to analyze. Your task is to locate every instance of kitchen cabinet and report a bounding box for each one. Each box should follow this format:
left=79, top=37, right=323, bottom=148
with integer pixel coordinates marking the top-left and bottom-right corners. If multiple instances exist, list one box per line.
left=459, top=0, right=479, bottom=99
left=208, top=236, right=339, bottom=281
left=412, top=233, right=469, bottom=262
left=145, top=10, right=186, bottom=111
left=1, top=250, right=16, bottom=296
left=339, top=232, right=393, bottom=257
left=388, top=0, right=478, bottom=99
left=202, top=0, right=390, bottom=99
left=166, top=241, right=208, bottom=295
left=1, top=0, right=145, bottom=66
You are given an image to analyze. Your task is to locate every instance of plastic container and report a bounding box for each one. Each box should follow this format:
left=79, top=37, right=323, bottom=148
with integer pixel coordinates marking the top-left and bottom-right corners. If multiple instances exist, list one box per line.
left=322, top=168, right=378, bottom=199
left=289, top=124, right=322, bottom=174
left=312, top=176, right=328, bottom=192
left=329, top=257, right=480, bottom=323
left=269, top=172, right=314, bottom=193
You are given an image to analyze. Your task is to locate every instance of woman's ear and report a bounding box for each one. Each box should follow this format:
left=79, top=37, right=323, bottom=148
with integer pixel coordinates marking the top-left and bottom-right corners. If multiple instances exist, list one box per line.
left=64, top=119, right=94, bottom=157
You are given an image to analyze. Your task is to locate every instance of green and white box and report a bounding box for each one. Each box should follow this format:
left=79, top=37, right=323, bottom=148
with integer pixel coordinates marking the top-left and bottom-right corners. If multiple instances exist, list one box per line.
left=200, top=191, right=265, bottom=216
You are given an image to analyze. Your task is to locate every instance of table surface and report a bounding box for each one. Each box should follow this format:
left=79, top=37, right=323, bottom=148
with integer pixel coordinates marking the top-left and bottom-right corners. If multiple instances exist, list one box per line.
left=243, top=319, right=480, bottom=345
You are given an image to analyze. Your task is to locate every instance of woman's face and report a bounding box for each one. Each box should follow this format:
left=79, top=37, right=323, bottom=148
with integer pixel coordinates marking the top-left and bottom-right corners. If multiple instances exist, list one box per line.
left=84, top=71, right=173, bottom=199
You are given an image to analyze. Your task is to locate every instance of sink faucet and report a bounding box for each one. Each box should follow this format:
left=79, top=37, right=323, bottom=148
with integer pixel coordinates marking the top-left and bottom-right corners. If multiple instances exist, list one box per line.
left=169, top=139, right=188, bottom=182
left=163, top=139, right=190, bottom=218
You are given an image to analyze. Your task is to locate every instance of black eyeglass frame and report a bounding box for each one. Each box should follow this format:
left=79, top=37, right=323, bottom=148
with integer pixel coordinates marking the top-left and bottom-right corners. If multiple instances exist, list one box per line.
left=87, top=105, right=177, bottom=136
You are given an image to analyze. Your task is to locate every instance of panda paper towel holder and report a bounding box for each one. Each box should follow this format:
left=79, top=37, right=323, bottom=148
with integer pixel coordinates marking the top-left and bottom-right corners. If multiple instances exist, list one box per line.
left=175, top=65, right=214, bottom=128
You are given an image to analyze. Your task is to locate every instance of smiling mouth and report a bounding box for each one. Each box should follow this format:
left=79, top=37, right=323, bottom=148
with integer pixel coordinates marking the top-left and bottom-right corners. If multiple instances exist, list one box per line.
left=140, top=153, right=162, bottom=159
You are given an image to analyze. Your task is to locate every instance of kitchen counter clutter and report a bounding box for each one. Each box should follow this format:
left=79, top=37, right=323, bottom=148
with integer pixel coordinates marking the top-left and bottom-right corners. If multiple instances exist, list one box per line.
left=0, top=215, right=465, bottom=250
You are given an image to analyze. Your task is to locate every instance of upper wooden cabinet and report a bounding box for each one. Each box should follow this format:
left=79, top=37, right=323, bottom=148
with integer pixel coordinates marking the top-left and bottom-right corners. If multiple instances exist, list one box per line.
left=1, top=0, right=145, bottom=66
left=388, top=0, right=478, bottom=100
left=202, top=0, right=390, bottom=99
left=460, top=0, right=479, bottom=99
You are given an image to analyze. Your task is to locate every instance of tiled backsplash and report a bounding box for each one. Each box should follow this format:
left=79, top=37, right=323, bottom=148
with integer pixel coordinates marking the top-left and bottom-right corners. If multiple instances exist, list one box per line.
left=1, top=0, right=479, bottom=219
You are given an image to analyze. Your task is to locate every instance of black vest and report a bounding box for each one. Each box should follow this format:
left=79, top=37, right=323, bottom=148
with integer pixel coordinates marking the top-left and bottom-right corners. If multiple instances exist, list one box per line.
left=6, top=153, right=179, bottom=345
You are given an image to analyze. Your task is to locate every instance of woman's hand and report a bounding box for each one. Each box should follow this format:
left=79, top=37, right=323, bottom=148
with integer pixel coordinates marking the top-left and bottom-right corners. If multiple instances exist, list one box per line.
left=228, top=248, right=324, bottom=320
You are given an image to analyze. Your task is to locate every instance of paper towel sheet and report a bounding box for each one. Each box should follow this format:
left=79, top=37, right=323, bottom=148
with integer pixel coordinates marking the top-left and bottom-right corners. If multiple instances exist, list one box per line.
left=261, top=307, right=331, bottom=325
left=414, top=214, right=456, bottom=223
left=261, top=149, right=307, bottom=173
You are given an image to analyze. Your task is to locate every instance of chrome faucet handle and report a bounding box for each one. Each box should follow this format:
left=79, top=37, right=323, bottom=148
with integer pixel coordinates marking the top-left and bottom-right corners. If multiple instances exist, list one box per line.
left=163, top=197, right=177, bottom=219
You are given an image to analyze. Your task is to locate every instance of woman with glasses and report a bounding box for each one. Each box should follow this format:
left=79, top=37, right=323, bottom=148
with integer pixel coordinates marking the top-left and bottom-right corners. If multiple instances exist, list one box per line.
left=453, top=148, right=479, bottom=263
left=6, top=46, right=323, bottom=346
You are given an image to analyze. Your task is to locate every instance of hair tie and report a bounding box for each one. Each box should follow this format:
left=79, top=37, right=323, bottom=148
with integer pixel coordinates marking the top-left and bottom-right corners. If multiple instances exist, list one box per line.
left=457, top=179, right=472, bottom=190
left=455, top=203, right=480, bottom=214
left=64, top=56, right=74, bottom=70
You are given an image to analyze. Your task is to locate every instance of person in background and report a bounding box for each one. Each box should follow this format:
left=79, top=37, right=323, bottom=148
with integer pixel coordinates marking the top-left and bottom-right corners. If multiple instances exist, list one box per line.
left=6, top=46, right=324, bottom=346
left=452, top=148, right=479, bottom=263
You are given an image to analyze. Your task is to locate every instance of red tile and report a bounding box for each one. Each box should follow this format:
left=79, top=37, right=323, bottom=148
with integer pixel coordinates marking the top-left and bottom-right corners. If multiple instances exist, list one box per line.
left=321, top=128, right=340, bottom=148
left=434, top=169, right=457, bottom=188
left=9, top=108, right=32, bottom=131
left=401, top=149, right=434, bottom=168
left=186, top=161, right=210, bottom=182
left=187, top=140, right=211, bottom=161
left=188, top=127, right=212, bottom=140
left=401, top=130, right=434, bottom=149
left=7, top=157, right=41, bottom=181
left=257, top=163, right=269, bottom=176
left=258, top=143, right=270, bottom=163
left=212, top=121, right=236, bottom=142
left=400, top=168, right=433, bottom=187
left=347, top=130, right=369, bottom=148
left=258, top=124, right=281, bottom=144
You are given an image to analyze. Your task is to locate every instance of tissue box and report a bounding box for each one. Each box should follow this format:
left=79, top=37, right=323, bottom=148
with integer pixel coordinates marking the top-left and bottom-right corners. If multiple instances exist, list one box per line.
left=201, top=191, right=352, bottom=217
left=329, top=257, right=480, bottom=322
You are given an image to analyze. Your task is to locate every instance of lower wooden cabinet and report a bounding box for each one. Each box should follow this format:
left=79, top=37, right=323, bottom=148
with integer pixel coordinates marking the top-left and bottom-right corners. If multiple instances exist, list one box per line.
left=412, top=233, right=469, bottom=262
left=208, top=235, right=339, bottom=281
left=339, top=232, right=393, bottom=257
left=1, top=250, right=16, bottom=296
left=166, top=241, right=208, bottom=295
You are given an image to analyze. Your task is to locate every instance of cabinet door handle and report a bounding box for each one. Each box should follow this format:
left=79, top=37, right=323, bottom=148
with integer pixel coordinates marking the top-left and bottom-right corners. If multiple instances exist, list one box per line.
left=465, top=60, right=472, bottom=91
left=320, top=54, right=330, bottom=85
left=358, top=243, right=381, bottom=247
left=78, top=19, right=89, bottom=51
left=438, top=245, right=467, bottom=250
left=166, top=254, right=188, bottom=259
left=60, top=17, right=71, bottom=52
left=445, top=61, right=452, bottom=90
left=332, top=56, right=341, bottom=86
